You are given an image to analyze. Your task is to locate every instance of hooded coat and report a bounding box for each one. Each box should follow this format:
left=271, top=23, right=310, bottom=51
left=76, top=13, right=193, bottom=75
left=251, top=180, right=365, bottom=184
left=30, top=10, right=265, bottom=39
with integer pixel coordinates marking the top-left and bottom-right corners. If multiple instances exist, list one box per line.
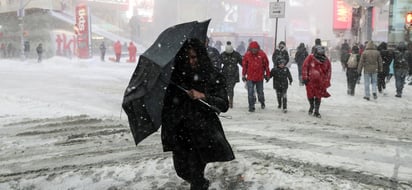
left=302, top=53, right=331, bottom=99
left=242, top=41, right=270, bottom=82
left=358, top=41, right=383, bottom=74
left=161, top=39, right=235, bottom=163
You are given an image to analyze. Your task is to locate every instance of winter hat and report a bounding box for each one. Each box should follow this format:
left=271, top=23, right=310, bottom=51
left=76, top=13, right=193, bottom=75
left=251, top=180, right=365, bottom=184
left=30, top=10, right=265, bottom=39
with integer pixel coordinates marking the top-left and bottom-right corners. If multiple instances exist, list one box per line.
left=225, top=44, right=234, bottom=53
left=277, top=59, right=286, bottom=67
left=249, top=41, right=260, bottom=49
left=279, top=41, right=286, bottom=46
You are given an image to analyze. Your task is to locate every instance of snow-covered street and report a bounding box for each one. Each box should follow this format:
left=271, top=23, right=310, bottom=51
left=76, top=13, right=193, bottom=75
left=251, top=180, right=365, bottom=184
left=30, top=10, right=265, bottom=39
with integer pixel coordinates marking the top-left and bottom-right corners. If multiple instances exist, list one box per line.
left=0, top=57, right=411, bottom=190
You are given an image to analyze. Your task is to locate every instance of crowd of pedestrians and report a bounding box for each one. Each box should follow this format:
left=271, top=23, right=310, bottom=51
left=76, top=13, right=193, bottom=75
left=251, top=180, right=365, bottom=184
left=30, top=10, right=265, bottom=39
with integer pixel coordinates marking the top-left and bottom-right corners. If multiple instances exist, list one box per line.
left=205, top=37, right=411, bottom=118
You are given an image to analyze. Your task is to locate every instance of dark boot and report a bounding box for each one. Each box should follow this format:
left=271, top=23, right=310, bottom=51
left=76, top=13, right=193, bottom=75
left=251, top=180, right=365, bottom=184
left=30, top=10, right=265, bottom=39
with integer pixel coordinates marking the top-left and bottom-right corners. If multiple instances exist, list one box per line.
left=277, top=96, right=282, bottom=109
left=228, top=97, right=233, bottom=108
left=190, top=179, right=209, bottom=190
left=308, top=98, right=315, bottom=115
left=313, top=98, right=321, bottom=118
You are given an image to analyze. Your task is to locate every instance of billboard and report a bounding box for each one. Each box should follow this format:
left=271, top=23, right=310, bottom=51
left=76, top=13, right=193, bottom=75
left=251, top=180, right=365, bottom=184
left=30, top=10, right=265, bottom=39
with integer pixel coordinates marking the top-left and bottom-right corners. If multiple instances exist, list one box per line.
left=333, top=0, right=352, bottom=30
left=75, top=4, right=92, bottom=58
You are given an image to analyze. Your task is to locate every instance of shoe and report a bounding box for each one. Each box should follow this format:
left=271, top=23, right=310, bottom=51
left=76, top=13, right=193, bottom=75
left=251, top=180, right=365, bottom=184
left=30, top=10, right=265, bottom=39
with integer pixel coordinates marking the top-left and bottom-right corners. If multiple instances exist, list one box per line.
left=277, top=105, right=281, bottom=109
left=313, top=112, right=321, bottom=118
left=395, top=94, right=402, bottom=98
left=373, top=93, right=377, bottom=99
left=261, top=103, right=265, bottom=109
left=283, top=109, right=287, bottom=113
left=248, top=107, right=255, bottom=112
left=363, top=96, right=370, bottom=101
left=190, top=179, right=209, bottom=190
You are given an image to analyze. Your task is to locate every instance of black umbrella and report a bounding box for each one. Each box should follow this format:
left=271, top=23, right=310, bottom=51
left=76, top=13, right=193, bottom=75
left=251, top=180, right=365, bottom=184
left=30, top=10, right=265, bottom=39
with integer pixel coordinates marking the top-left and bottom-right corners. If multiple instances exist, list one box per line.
left=122, top=19, right=212, bottom=145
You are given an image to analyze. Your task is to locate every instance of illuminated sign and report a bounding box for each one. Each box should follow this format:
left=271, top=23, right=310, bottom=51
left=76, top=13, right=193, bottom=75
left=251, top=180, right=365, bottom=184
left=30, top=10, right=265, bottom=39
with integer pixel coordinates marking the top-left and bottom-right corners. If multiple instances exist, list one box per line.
left=333, top=0, right=352, bottom=30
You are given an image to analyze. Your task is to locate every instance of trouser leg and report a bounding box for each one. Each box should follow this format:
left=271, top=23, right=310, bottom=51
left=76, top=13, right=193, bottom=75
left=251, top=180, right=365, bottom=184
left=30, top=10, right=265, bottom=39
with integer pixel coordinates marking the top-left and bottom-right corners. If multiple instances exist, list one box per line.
left=308, top=98, right=314, bottom=114
left=172, top=147, right=207, bottom=186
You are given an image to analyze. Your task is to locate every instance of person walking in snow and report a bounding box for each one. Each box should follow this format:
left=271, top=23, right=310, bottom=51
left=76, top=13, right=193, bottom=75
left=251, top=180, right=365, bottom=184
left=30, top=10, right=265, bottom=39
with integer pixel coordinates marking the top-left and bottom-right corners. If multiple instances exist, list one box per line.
left=270, top=59, right=293, bottom=113
left=344, top=45, right=361, bottom=96
left=113, top=40, right=122, bottom=62
left=205, top=37, right=223, bottom=71
left=161, top=38, right=234, bottom=190
left=242, top=41, right=271, bottom=112
left=221, top=41, right=243, bottom=108
left=294, top=42, right=309, bottom=85
left=99, top=41, right=106, bottom=61
left=127, top=41, right=137, bottom=63
left=302, top=45, right=331, bottom=118
left=393, top=42, right=410, bottom=98
left=357, top=41, right=383, bottom=101
left=377, top=42, right=394, bottom=95
left=272, top=41, right=289, bottom=69
left=36, top=43, right=43, bottom=63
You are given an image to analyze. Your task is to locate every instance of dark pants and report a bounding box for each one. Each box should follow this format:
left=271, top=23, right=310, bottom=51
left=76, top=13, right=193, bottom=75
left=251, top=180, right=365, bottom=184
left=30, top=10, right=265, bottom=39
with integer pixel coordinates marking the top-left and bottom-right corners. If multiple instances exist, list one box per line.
left=100, top=52, right=105, bottom=61
left=172, top=146, right=208, bottom=187
left=346, top=68, right=358, bottom=95
left=377, top=72, right=387, bottom=92
left=115, top=53, right=121, bottom=62
left=276, top=88, right=287, bottom=109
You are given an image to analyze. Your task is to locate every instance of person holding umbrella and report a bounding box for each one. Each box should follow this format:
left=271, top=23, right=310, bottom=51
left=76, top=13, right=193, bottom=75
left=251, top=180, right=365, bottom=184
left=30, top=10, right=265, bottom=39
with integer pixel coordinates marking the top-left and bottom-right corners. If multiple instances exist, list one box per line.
left=161, top=38, right=235, bottom=190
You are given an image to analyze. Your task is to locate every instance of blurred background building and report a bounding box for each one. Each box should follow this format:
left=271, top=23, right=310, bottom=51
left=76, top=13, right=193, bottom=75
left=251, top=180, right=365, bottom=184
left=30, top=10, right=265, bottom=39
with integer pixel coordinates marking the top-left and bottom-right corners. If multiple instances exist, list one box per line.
left=0, top=0, right=410, bottom=60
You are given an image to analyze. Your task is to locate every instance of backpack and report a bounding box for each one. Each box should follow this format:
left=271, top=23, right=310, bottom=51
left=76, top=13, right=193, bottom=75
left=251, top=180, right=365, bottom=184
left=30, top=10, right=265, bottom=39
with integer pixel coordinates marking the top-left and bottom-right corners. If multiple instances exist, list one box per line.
left=347, top=53, right=358, bottom=68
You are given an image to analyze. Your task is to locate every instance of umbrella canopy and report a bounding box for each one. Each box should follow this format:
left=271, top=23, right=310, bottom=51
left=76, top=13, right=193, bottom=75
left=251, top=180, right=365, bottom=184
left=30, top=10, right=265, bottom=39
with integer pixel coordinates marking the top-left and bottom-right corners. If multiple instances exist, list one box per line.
left=122, top=20, right=211, bottom=145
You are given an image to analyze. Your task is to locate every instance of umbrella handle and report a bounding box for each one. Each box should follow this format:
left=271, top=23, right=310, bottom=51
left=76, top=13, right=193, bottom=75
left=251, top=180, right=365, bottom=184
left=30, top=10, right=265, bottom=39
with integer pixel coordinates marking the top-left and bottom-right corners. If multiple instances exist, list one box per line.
left=198, top=99, right=221, bottom=114
left=169, top=81, right=221, bottom=114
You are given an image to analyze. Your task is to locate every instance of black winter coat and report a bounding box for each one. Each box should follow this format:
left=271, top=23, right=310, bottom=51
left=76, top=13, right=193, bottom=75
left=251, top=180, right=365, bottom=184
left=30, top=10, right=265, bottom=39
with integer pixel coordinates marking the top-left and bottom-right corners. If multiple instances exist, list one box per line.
left=221, top=51, right=242, bottom=85
left=270, top=67, right=292, bottom=90
left=272, top=49, right=289, bottom=67
left=161, top=57, right=235, bottom=163
left=294, top=47, right=308, bottom=66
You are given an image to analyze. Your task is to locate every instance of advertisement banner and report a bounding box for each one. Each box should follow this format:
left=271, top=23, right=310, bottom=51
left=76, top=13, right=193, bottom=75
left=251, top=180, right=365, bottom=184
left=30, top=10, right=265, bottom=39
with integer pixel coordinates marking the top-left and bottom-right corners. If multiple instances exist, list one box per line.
left=333, top=0, right=352, bottom=30
left=75, top=4, right=92, bottom=58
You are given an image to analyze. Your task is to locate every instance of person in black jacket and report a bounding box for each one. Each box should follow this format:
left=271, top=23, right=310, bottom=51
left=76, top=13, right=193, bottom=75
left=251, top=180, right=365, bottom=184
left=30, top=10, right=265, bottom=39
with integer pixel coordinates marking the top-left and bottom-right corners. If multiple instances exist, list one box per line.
left=221, top=41, right=242, bottom=108
left=36, top=43, right=43, bottom=63
left=294, top=43, right=308, bottom=85
left=161, top=38, right=235, bottom=190
left=205, top=37, right=223, bottom=71
left=270, top=59, right=292, bottom=113
left=377, top=42, right=394, bottom=94
left=272, top=41, right=289, bottom=69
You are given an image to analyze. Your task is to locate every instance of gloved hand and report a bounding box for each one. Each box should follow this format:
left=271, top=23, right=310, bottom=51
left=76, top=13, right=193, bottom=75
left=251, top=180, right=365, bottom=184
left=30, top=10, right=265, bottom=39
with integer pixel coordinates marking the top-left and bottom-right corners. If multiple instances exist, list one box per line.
left=264, top=76, right=270, bottom=82
left=302, top=79, right=309, bottom=85
left=242, top=76, right=247, bottom=82
left=289, top=81, right=292, bottom=86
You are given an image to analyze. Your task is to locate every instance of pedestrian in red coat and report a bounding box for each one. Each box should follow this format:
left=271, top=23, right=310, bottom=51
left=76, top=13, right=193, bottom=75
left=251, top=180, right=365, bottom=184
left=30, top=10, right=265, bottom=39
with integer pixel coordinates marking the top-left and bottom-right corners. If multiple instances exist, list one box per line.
left=302, top=45, right=331, bottom=118
left=128, top=41, right=137, bottom=62
left=241, top=41, right=271, bottom=112
left=114, top=40, right=122, bottom=62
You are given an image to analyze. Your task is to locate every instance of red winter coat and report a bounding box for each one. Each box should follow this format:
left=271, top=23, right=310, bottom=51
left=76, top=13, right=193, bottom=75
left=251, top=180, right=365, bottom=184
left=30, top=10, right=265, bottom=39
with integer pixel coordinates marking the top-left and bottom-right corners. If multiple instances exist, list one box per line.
left=128, top=43, right=137, bottom=55
left=114, top=41, right=122, bottom=54
left=242, top=42, right=270, bottom=82
left=302, top=54, right=331, bottom=99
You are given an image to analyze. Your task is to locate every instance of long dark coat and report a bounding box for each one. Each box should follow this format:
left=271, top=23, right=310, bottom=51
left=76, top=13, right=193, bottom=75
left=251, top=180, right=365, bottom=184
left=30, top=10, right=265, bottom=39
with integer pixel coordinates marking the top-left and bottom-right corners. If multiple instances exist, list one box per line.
left=161, top=43, right=235, bottom=163
left=221, top=51, right=242, bottom=85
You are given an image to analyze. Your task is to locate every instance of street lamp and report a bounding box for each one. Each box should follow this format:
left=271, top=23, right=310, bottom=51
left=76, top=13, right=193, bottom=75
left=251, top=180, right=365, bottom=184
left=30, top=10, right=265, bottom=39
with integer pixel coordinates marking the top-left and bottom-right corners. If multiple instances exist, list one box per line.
left=18, top=0, right=31, bottom=60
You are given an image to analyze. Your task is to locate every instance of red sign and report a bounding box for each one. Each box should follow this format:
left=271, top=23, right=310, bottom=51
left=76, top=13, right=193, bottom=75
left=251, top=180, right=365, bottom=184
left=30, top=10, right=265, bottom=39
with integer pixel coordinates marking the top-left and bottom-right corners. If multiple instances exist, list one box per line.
left=333, top=0, right=352, bottom=30
left=75, top=4, right=91, bottom=58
